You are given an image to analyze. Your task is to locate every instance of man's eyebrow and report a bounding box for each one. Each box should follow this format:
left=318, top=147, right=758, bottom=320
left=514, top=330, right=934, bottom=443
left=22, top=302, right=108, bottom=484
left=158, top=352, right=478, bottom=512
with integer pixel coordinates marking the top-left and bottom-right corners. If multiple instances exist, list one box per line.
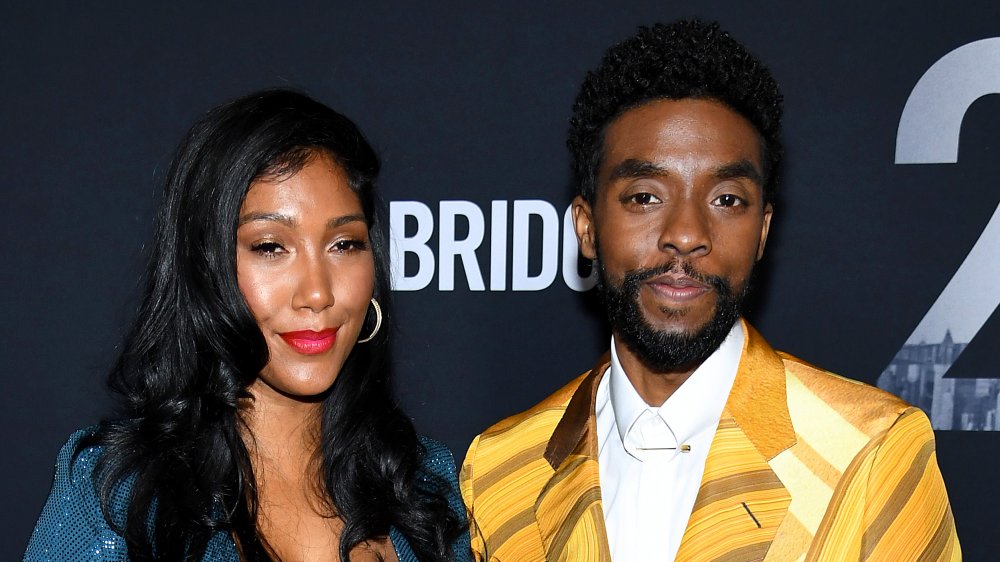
left=238, top=212, right=294, bottom=227
left=608, top=159, right=669, bottom=181
left=608, top=158, right=763, bottom=186
left=714, top=159, right=763, bottom=186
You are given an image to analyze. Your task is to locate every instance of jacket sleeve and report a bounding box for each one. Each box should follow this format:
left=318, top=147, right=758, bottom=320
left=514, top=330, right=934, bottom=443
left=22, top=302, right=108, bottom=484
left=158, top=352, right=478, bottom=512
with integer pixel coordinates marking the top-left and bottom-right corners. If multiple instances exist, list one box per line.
left=23, top=430, right=127, bottom=562
left=459, top=434, right=486, bottom=562
left=860, top=407, right=961, bottom=561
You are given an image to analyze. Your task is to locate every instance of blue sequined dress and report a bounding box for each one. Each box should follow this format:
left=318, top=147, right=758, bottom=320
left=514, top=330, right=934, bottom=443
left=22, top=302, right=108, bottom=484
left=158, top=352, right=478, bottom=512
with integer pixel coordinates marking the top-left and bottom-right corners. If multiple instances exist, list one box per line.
left=24, top=428, right=471, bottom=561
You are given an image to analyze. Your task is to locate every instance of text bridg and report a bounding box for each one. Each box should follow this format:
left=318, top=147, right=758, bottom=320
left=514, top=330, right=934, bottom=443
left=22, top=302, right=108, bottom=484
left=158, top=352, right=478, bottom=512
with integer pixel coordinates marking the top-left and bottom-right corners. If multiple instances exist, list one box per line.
left=390, top=200, right=598, bottom=292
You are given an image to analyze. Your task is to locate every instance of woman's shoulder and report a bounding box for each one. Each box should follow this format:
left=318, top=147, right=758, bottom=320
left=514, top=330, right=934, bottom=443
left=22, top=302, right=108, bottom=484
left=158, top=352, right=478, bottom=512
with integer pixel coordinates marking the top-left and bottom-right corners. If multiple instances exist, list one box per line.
left=416, top=435, right=459, bottom=478
left=407, top=436, right=471, bottom=561
left=414, top=435, right=463, bottom=500
left=61, top=425, right=103, bottom=460
left=24, top=426, right=129, bottom=561
left=47, top=426, right=106, bottom=494
left=52, top=425, right=131, bottom=508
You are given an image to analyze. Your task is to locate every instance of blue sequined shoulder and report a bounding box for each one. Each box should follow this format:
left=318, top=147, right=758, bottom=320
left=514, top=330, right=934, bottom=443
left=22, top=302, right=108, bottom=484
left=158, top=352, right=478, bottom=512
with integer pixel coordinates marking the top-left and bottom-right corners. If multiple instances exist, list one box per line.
left=418, top=435, right=461, bottom=486
left=390, top=436, right=471, bottom=562
left=24, top=428, right=130, bottom=561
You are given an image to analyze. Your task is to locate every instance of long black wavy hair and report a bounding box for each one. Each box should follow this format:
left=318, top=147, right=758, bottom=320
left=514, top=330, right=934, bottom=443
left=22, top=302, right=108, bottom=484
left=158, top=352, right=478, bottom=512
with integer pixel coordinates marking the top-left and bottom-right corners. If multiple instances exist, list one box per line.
left=81, top=89, right=464, bottom=561
left=567, top=19, right=784, bottom=206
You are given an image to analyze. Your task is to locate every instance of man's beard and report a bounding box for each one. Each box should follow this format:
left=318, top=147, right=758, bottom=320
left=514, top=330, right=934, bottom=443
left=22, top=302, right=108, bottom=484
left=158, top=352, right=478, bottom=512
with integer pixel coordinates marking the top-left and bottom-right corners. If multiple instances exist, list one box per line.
left=597, top=258, right=752, bottom=373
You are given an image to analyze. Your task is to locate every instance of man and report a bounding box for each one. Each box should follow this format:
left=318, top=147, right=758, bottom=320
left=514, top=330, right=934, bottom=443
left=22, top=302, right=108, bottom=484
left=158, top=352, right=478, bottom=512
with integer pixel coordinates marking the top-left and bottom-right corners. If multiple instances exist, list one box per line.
left=460, top=20, right=960, bottom=562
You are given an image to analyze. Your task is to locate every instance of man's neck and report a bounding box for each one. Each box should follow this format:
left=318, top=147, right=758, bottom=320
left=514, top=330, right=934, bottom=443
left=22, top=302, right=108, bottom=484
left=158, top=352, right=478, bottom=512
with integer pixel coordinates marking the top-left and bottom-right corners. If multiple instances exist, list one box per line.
left=611, top=320, right=745, bottom=407
left=612, top=340, right=702, bottom=407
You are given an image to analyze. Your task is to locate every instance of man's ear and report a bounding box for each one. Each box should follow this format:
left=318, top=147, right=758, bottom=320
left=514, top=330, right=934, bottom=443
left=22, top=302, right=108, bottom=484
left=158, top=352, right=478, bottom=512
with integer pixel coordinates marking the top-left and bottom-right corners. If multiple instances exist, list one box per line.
left=757, top=202, right=773, bottom=261
left=573, top=195, right=597, bottom=260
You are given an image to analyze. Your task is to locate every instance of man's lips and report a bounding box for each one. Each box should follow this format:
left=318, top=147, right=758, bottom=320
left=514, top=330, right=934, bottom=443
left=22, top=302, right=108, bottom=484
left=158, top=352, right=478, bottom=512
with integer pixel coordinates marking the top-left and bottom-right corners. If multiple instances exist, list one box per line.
left=645, top=273, right=711, bottom=301
left=278, top=329, right=337, bottom=355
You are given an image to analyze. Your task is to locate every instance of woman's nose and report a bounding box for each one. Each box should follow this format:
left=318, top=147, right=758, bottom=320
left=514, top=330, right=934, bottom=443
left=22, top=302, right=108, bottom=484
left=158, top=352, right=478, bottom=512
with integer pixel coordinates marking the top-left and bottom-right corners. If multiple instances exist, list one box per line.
left=291, top=255, right=335, bottom=312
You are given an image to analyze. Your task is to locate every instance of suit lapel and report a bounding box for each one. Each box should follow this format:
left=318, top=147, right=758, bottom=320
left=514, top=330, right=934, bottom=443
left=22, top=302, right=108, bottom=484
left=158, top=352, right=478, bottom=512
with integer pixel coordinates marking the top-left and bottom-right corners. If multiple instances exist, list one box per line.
left=535, top=356, right=612, bottom=562
left=675, top=321, right=796, bottom=562
left=533, top=322, right=796, bottom=562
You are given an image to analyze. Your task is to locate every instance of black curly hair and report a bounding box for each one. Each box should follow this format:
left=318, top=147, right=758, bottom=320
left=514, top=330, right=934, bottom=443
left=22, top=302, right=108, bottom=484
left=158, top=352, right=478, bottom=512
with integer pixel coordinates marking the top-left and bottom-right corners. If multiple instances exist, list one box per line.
left=567, top=19, right=783, bottom=205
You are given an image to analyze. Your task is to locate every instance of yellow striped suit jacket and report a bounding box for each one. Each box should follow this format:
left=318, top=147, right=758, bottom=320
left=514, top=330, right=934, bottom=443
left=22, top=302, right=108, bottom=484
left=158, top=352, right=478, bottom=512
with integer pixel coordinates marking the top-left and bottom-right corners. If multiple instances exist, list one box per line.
left=460, top=321, right=960, bottom=561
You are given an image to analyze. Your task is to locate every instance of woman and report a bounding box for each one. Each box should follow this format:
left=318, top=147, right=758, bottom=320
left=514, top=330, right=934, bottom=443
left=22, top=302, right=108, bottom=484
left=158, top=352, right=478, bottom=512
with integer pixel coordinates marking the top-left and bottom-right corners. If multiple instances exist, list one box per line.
left=25, top=90, right=470, bottom=562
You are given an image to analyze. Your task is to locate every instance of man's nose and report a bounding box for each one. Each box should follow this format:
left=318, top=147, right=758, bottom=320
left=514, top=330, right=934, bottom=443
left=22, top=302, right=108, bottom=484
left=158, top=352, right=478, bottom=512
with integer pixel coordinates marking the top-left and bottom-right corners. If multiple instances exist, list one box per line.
left=657, top=200, right=711, bottom=257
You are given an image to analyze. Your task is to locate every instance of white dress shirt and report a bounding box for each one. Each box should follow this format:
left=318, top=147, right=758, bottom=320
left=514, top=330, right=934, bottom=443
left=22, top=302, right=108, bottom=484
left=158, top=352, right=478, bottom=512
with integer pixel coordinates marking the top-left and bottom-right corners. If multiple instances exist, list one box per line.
left=596, top=322, right=744, bottom=561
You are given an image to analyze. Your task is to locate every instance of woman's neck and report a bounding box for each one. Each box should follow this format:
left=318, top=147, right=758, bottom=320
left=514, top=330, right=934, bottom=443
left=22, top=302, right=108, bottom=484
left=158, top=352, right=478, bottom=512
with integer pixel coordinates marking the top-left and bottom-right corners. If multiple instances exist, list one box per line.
left=241, top=380, right=324, bottom=467
left=237, top=381, right=398, bottom=562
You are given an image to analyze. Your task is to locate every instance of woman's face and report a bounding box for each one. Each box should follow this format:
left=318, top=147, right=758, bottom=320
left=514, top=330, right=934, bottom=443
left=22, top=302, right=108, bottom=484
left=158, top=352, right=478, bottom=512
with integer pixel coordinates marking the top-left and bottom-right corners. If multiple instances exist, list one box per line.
left=236, top=152, right=375, bottom=400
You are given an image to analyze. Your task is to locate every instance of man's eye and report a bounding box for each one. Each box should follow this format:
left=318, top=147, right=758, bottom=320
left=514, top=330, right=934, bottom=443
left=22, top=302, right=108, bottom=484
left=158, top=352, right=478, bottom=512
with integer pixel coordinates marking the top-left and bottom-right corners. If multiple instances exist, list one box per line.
left=714, top=194, right=744, bottom=207
left=628, top=192, right=661, bottom=205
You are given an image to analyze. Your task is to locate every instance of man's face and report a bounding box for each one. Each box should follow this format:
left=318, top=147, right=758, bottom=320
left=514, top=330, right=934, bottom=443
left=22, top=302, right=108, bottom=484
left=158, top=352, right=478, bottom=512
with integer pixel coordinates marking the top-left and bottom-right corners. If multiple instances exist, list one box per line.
left=573, top=98, right=772, bottom=373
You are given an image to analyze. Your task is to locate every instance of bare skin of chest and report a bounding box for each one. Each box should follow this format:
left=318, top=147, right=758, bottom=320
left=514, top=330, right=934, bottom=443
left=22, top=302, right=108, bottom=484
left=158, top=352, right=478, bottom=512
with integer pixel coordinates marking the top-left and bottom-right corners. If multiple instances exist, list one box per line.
left=254, top=466, right=399, bottom=562
left=240, top=397, right=398, bottom=562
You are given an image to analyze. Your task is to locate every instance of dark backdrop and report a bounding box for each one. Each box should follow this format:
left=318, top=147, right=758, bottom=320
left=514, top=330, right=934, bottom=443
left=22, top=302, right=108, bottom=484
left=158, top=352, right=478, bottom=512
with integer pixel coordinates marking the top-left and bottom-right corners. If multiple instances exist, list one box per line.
left=3, top=2, right=998, bottom=559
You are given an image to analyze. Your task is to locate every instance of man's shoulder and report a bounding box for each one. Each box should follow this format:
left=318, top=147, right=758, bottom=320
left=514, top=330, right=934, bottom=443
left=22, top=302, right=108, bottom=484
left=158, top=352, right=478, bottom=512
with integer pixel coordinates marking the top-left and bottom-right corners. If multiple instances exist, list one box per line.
left=464, top=369, right=595, bottom=481
left=475, top=370, right=591, bottom=444
left=777, top=351, right=912, bottom=436
left=460, top=370, right=598, bottom=559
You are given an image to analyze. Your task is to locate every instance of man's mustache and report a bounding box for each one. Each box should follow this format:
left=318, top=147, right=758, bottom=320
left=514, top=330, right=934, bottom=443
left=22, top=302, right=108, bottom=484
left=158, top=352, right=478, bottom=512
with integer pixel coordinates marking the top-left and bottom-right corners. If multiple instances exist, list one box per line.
left=622, top=260, right=730, bottom=294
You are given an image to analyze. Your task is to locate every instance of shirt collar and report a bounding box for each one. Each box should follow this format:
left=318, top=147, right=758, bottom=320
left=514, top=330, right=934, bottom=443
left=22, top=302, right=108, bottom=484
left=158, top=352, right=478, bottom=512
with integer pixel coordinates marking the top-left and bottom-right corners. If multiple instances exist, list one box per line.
left=609, top=321, right=745, bottom=452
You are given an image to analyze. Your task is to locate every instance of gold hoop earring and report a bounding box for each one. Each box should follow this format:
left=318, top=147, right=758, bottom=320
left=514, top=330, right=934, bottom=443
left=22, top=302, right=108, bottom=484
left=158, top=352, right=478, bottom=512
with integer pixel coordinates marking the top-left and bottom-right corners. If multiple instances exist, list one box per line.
left=357, top=298, right=382, bottom=344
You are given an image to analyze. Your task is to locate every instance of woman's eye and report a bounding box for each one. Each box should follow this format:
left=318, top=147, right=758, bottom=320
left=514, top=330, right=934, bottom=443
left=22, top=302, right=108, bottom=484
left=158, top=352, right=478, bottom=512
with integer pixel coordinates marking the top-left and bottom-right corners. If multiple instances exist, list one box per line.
left=714, top=194, right=744, bottom=207
left=250, top=241, right=285, bottom=257
left=333, top=239, right=369, bottom=253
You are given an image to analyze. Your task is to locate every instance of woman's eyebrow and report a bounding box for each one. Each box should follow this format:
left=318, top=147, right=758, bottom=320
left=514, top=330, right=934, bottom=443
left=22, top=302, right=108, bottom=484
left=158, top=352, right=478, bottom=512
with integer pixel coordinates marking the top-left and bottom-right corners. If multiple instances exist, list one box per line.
left=237, top=212, right=366, bottom=228
left=328, top=214, right=366, bottom=228
left=238, top=212, right=295, bottom=227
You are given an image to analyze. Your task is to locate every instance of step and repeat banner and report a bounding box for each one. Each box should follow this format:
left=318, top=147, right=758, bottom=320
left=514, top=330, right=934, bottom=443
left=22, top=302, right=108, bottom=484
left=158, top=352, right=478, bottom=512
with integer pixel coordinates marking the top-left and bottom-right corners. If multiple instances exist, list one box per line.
left=3, top=2, right=999, bottom=558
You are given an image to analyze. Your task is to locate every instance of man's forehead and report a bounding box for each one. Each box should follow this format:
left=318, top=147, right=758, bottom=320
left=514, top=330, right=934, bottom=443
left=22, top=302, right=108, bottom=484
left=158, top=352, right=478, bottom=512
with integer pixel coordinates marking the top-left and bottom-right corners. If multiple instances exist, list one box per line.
left=604, top=98, right=762, bottom=149
left=598, top=102, right=764, bottom=184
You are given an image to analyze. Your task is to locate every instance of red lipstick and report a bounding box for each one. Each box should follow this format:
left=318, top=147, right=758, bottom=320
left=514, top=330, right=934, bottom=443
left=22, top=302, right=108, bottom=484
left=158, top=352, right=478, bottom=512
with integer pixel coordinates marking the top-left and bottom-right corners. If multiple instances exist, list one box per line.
left=279, top=329, right=337, bottom=355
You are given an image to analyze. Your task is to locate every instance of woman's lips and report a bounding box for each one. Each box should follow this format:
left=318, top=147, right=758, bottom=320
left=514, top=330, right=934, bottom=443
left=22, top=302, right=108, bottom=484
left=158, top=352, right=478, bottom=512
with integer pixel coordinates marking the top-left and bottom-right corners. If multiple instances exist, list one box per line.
left=279, top=329, right=337, bottom=355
